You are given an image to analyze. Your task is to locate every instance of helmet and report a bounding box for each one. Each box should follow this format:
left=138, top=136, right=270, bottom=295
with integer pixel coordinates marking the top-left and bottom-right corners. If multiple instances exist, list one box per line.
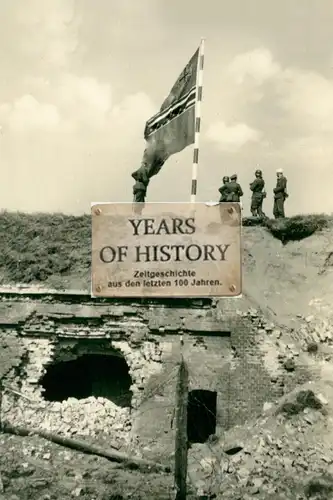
left=223, top=176, right=229, bottom=182
left=276, top=168, right=283, bottom=174
left=255, top=169, right=262, bottom=175
left=230, top=174, right=237, bottom=180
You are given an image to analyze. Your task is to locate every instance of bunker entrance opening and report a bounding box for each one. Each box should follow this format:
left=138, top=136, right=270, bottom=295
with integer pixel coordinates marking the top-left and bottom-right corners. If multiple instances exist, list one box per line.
left=187, top=389, right=217, bottom=444
left=40, top=354, right=132, bottom=407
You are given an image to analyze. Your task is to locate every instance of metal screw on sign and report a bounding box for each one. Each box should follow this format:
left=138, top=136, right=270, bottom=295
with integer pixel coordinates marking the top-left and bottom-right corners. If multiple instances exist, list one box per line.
left=96, top=285, right=102, bottom=293
left=94, top=208, right=102, bottom=215
left=229, top=284, right=236, bottom=293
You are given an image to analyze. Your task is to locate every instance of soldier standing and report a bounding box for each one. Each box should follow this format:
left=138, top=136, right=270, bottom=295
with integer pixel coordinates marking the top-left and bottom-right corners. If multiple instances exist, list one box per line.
left=250, top=169, right=266, bottom=217
left=273, top=168, right=288, bottom=218
left=133, top=179, right=148, bottom=203
left=132, top=170, right=149, bottom=215
left=218, top=176, right=230, bottom=202
left=226, top=174, right=243, bottom=202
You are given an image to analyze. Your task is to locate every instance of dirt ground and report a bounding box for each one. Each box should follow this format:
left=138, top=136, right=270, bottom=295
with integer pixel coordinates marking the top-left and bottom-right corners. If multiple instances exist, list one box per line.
left=1, top=374, right=333, bottom=499
left=0, top=432, right=175, bottom=500
left=242, top=224, right=333, bottom=327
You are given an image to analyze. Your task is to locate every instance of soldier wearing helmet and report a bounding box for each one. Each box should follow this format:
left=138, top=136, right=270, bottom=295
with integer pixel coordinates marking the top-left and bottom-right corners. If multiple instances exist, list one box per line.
left=250, top=169, right=266, bottom=217
left=218, top=175, right=230, bottom=202
left=226, top=174, right=243, bottom=202
left=273, top=168, right=288, bottom=218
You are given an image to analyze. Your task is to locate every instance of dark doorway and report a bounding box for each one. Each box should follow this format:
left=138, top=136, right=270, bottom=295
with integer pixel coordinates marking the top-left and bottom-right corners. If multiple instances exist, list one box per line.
left=40, top=354, right=132, bottom=407
left=187, top=390, right=217, bottom=443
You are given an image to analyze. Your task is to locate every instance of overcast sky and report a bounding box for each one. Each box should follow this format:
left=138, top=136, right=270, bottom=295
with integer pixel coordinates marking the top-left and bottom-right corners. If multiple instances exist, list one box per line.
left=1, top=0, right=333, bottom=215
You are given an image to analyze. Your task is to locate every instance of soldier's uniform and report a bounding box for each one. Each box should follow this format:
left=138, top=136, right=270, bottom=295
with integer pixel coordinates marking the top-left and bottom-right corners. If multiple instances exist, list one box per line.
left=133, top=180, right=147, bottom=203
left=218, top=176, right=230, bottom=202
left=273, top=168, right=288, bottom=219
left=226, top=174, right=243, bottom=202
left=132, top=161, right=150, bottom=204
left=250, top=169, right=266, bottom=217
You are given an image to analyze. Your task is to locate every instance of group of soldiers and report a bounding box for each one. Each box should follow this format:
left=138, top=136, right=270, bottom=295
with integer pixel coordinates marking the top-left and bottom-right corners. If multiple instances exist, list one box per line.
left=132, top=163, right=288, bottom=219
left=218, top=168, right=288, bottom=219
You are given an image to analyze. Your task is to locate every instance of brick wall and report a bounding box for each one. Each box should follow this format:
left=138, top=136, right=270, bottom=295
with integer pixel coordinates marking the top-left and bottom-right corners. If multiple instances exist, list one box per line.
left=0, top=287, right=311, bottom=456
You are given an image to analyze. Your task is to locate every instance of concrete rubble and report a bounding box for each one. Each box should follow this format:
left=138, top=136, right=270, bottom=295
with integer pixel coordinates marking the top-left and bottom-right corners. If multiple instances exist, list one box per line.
left=0, top=289, right=331, bottom=498
left=187, top=384, right=333, bottom=499
left=1, top=336, right=164, bottom=444
left=2, top=394, right=132, bottom=440
left=297, top=316, right=333, bottom=347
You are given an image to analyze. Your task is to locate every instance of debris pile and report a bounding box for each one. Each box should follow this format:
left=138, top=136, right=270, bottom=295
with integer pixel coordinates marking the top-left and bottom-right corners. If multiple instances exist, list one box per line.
left=2, top=394, right=131, bottom=443
left=187, top=385, right=333, bottom=499
left=0, top=336, right=165, bottom=451
left=295, top=314, right=333, bottom=348
left=0, top=433, right=174, bottom=499
left=241, top=308, right=279, bottom=337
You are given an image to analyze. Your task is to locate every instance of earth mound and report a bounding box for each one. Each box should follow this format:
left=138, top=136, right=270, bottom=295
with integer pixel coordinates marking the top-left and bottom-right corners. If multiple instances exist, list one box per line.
left=1, top=211, right=333, bottom=499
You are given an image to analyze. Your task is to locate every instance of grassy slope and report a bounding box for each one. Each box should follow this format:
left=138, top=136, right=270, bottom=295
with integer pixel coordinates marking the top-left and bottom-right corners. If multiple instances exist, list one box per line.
left=0, top=210, right=332, bottom=298
left=244, top=212, right=332, bottom=243
left=0, top=211, right=91, bottom=289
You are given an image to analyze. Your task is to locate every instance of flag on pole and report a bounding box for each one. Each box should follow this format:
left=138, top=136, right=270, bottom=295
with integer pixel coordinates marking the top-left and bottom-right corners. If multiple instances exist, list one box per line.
left=132, top=47, right=200, bottom=202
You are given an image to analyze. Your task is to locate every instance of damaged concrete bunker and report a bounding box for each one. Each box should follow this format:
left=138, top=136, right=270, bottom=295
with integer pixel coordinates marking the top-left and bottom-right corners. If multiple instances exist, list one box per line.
left=0, top=287, right=311, bottom=455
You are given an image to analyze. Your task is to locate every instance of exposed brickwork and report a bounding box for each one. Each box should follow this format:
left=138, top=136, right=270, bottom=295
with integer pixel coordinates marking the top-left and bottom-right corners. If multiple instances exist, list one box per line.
left=0, top=287, right=312, bottom=456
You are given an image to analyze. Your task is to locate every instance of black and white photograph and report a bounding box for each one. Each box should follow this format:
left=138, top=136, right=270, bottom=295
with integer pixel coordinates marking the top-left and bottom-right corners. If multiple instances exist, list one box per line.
left=1, top=1, right=333, bottom=499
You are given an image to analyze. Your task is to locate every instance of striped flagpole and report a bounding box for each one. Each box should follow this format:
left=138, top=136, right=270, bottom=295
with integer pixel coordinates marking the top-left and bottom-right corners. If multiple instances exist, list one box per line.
left=190, top=38, right=205, bottom=203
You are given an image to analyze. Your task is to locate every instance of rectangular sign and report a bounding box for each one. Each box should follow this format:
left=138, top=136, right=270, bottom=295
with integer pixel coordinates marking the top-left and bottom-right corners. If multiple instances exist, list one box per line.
left=91, top=202, right=242, bottom=298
